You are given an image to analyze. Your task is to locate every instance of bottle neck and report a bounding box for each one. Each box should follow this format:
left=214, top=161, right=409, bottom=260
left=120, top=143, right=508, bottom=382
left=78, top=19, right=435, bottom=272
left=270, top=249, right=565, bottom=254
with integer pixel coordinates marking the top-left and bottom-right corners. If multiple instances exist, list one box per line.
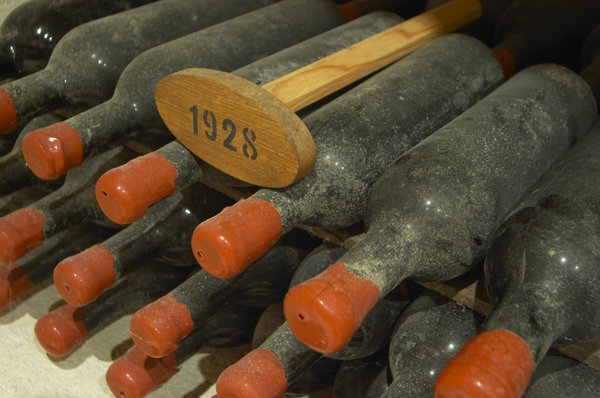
left=340, top=227, right=411, bottom=297
left=82, top=267, right=189, bottom=332
left=107, top=204, right=200, bottom=278
left=483, top=291, right=560, bottom=366
left=262, top=322, right=323, bottom=383
left=4, top=68, right=67, bottom=125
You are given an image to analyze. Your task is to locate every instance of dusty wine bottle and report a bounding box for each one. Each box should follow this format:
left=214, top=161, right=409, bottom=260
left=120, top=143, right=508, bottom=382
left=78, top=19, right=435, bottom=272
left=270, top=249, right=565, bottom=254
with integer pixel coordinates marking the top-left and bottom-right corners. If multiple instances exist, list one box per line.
left=0, top=0, right=159, bottom=80
left=382, top=290, right=481, bottom=397
left=581, top=23, right=600, bottom=104
left=93, top=11, right=404, bottom=224
left=219, top=303, right=342, bottom=398
left=35, top=265, right=192, bottom=357
left=53, top=182, right=233, bottom=307
left=215, top=244, right=417, bottom=398
left=385, top=289, right=600, bottom=397
left=283, top=64, right=597, bottom=355
left=492, top=0, right=600, bottom=78
left=0, top=0, right=276, bottom=134
left=189, top=33, right=504, bottom=278
left=105, top=303, right=263, bottom=398
left=434, top=117, right=600, bottom=398
left=0, top=221, right=117, bottom=310
left=0, top=113, right=65, bottom=197
left=0, top=145, right=135, bottom=262
left=20, top=0, right=345, bottom=180
left=333, top=348, right=390, bottom=398
left=128, top=230, right=315, bottom=358
left=524, top=352, right=600, bottom=398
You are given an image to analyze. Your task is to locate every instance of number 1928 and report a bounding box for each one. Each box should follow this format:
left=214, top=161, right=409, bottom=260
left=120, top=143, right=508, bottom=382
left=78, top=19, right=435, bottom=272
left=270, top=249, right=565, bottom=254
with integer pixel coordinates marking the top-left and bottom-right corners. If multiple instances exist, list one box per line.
left=190, top=105, right=258, bottom=160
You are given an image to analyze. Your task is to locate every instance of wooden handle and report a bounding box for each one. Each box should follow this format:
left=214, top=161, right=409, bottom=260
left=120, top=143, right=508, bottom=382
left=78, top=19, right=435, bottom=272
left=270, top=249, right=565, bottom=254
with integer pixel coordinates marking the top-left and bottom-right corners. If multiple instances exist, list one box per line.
left=156, top=0, right=482, bottom=188
left=265, top=0, right=482, bottom=112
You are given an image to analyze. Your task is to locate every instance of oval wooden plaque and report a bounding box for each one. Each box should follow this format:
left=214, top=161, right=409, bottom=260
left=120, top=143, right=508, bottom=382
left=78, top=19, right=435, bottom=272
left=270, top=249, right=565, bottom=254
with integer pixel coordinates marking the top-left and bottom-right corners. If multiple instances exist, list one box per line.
left=155, top=69, right=316, bottom=188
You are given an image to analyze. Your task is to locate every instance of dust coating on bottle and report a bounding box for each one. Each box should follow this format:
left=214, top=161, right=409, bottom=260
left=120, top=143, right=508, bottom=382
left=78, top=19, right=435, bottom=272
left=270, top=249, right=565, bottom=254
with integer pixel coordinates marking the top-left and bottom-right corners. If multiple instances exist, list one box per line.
left=384, top=291, right=479, bottom=397
left=252, top=33, right=504, bottom=234
left=2, top=0, right=275, bottom=129
left=28, top=146, right=135, bottom=236
left=103, top=183, right=231, bottom=279
left=0, top=0, right=159, bottom=79
left=342, top=64, right=597, bottom=294
left=482, top=117, right=600, bottom=366
left=0, top=221, right=116, bottom=309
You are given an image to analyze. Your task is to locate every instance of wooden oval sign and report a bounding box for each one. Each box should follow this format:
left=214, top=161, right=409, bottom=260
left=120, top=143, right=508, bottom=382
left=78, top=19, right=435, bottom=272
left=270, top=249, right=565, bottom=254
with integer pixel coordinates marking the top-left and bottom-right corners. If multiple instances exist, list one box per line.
left=155, top=69, right=316, bottom=188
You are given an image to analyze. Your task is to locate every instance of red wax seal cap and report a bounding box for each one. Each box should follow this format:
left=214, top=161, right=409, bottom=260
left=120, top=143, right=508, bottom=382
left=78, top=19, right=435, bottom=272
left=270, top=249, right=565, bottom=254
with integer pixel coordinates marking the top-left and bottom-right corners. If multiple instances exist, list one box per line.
left=95, top=153, right=178, bottom=224
left=284, top=261, right=380, bottom=355
left=191, top=198, right=282, bottom=278
left=35, top=304, right=88, bottom=357
left=434, top=330, right=534, bottom=398
left=0, top=207, right=45, bottom=262
left=216, top=348, right=287, bottom=398
left=53, top=245, right=116, bottom=307
left=129, top=296, right=194, bottom=358
left=106, top=347, right=179, bottom=398
left=0, top=86, right=18, bottom=133
left=0, top=262, right=33, bottom=310
left=22, top=122, right=84, bottom=180
left=491, top=47, right=516, bottom=81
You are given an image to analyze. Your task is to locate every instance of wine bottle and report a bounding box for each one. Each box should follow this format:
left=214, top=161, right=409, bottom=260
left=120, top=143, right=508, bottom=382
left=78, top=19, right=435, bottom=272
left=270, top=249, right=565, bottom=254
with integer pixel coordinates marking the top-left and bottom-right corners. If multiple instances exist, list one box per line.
left=333, top=348, right=390, bottom=398
left=0, top=0, right=160, bottom=80
left=384, top=289, right=600, bottom=397
left=128, top=230, right=315, bottom=358
left=0, top=221, right=117, bottom=310
left=383, top=290, right=481, bottom=397
left=524, top=352, right=600, bottom=398
left=35, top=265, right=192, bottom=357
left=215, top=245, right=417, bottom=398
left=283, top=64, right=597, bottom=355
left=20, top=0, right=345, bottom=180
left=0, top=0, right=279, bottom=135
left=53, top=182, right=233, bottom=307
left=434, top=116, right=600, bottom=398
left=0, top=113, right=66, bottom=197
left=105, top=303, right=262, bottom=398
left=493, top=0, right=600, bottom=78
left=189, top=33, right=504, bottom=279
left=93, top=11, right=404, bottom=224
left=220, top=303, right=343, bottom=398
left=581, top=23, right=600, bottom=105
left=0, top=186, right=53, bottom=218
left=0, top=145, right=135, bottom=262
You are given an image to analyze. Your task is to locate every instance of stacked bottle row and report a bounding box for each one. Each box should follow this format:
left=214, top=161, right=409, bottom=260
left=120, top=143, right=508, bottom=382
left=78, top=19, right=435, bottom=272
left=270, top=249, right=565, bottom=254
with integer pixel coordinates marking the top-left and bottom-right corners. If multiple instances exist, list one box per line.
left=1, top=0, right=600, bottom=397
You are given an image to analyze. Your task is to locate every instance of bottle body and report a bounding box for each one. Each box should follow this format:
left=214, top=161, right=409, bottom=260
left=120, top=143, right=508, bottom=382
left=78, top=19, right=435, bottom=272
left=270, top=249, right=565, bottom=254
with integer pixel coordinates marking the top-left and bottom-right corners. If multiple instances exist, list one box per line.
left=0, top=0, right=159, bottom=79
left=283, top=64, right=597, bottom=356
